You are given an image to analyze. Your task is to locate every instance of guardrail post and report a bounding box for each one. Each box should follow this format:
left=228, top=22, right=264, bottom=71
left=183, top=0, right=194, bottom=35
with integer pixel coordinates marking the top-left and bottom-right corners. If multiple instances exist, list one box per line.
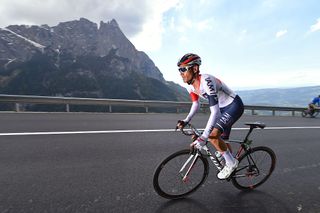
left=15, top=103, right=20, bottom=112
left=109, top=105, right=112, bottom=113
left=66, top=104, right=70, bottom=112
left=145, top=106, right=149, bottom=113
left=292, top=111, right=295, bottom=116
left=177, top=107, right=179, bottom=113
left=272, top=110, right=275, bottom=116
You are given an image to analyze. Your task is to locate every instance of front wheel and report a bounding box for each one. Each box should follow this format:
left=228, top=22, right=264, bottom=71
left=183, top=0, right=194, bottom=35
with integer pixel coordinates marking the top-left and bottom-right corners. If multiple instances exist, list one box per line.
left=153, top=149, right=209, bottom=199
left=231, top=146, right=276, bottom=191
left=301, top=110, right=308, bottom=117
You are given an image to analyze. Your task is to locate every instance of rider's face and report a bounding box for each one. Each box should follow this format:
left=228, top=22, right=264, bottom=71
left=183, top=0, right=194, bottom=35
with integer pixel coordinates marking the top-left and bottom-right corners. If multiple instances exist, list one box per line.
left=179, top=66, right=194, bottom=83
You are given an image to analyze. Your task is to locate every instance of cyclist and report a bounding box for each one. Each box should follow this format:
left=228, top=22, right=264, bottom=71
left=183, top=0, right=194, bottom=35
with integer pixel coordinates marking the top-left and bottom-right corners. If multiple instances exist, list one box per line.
left=176, top=53, right=244, bottom=179
left=308, top=95, right=320, bottom=116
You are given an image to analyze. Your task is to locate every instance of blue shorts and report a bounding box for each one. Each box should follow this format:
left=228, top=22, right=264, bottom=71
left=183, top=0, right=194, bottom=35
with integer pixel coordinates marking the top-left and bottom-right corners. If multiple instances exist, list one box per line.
left=214, top=95, right=244, bottom=140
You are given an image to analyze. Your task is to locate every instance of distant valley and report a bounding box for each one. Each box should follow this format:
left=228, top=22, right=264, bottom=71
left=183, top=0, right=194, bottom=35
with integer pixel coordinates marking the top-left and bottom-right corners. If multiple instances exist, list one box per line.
left=237, top=86, right=320, bottom=107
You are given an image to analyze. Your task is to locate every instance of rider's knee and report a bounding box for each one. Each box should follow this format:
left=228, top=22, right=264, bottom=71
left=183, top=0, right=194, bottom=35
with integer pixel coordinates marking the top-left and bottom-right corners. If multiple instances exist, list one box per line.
left=208, top=129, right=220, bottom=141
left=208, top=137, right=218, bottom=145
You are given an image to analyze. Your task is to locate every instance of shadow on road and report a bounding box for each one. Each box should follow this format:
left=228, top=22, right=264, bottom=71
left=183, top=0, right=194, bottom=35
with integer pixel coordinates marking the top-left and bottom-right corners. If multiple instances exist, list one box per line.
left=154, top=190, right=292, bottom=213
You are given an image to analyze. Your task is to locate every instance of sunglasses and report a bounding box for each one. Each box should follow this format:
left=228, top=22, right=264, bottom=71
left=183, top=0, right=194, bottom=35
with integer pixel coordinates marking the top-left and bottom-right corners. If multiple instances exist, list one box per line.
left=178, top=65, right=193, bottom=73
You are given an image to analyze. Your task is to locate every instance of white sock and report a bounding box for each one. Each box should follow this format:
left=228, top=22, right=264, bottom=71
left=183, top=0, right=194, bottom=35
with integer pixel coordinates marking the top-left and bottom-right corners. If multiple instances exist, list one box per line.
left=222, top=150, right=235, bottom=166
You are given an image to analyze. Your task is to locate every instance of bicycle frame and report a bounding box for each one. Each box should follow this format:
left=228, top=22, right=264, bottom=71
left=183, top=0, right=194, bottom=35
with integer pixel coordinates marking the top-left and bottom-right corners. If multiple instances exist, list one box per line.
left=178, top=123, right=264, bottom=180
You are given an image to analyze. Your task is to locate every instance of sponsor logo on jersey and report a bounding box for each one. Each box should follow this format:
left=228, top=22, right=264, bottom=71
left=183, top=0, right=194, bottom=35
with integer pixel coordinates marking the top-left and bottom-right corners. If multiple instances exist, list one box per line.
left=205, top=77, right=215, bottom=95
left=219, top=112, right=232, bottom=125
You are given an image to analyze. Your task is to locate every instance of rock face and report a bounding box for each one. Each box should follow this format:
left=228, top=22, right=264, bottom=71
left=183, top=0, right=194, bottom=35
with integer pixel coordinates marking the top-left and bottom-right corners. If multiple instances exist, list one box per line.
left=0, top=18, right=188, bottom=102
left=0, top=18, right=164, bottom=81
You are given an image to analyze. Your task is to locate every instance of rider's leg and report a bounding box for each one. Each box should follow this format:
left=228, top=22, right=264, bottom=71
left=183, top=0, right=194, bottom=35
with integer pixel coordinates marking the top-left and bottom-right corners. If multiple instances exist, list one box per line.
left=221, top=129, right=232, bottom=153
left=226, top=143, right=232, bottom=153
left=209, top=128, right=238, bottom=179
left=211, top=96, right=244, bottom=179
left=208, top=128, right=236, bottom=166
left=309, top=104, right=315, bottom=115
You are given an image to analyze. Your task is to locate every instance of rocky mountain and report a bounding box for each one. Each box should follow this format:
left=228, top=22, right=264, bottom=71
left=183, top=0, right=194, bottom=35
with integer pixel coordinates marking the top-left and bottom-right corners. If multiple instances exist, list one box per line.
left=0, top=18, right=188, bottom=102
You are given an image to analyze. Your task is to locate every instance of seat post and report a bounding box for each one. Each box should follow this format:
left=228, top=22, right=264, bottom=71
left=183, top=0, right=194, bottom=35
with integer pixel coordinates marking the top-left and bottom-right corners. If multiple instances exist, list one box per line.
left=244, top=126, right=254, bottom=142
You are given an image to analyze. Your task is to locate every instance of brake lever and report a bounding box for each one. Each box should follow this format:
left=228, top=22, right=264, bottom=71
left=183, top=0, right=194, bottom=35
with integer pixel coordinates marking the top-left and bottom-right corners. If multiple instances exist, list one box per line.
left=191, top=134, right=198, bottom=142
left=189, top=145, right=196, bottom=154
left=175, top=125, right=183, bottom=132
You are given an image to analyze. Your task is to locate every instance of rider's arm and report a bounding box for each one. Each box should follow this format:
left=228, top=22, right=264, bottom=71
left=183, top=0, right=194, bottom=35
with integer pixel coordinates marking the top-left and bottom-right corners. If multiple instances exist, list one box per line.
left=199, top=76, right=220, bottom=140
left=183, top=92, right=200, bottom=123
left=200, top=96, right=219, bottom=140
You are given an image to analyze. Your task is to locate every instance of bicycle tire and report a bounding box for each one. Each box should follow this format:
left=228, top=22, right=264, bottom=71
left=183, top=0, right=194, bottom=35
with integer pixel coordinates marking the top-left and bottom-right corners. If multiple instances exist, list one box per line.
left=301, top=110, right=307, bottom=117
left=153, top=149, right=209, bottom=199
left=312, top=111, right=319, bottom=117
left=231, top=146, right=276, bottom=191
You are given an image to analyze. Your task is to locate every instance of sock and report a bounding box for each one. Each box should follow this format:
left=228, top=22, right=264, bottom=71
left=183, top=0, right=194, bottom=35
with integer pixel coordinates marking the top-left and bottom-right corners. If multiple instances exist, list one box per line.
left=222, top=150, right=235, bottom=166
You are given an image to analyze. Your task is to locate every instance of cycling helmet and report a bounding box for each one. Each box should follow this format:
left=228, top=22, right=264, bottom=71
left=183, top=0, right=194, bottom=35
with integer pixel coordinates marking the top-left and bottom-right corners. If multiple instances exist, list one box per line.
left=177, top=53, right=201, bottom=67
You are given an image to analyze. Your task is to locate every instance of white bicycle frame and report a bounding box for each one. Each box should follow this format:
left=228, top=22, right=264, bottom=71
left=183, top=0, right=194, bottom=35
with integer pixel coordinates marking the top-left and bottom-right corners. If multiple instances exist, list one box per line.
left=179, top=144, right=224, bottom=182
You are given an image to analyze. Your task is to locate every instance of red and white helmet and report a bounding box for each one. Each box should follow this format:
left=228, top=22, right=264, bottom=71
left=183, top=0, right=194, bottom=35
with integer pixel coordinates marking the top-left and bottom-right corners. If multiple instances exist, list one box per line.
left=177, top=53, right=201, bottom=67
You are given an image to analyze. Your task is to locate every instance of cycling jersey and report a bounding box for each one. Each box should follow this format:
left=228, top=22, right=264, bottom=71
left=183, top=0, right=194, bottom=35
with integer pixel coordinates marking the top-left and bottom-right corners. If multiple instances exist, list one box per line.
left=311, top=97, right=320, bottom=106
left=183, top=74, right=243, bottom=140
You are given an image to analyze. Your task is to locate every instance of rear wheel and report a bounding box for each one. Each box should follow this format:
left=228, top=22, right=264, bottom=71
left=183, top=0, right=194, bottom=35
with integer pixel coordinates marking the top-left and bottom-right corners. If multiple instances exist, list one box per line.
left=312, top=111, right=319, bottom=118
left=153, top=149, right=209, bottom=199
left=231, top=146, right=276, bottom=190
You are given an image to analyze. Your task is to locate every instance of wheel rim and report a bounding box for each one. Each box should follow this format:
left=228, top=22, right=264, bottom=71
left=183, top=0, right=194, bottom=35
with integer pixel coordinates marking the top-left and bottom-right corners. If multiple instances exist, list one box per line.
left=231, top=147, right=275, bottom=190
left=154, top=150, right=208, bottom=199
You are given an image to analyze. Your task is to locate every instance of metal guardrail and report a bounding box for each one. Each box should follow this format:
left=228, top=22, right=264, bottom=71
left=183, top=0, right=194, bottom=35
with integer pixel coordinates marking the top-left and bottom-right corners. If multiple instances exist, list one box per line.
left=0, top=94, right=306, bottom=116
left=0, top=94, right=193, bottom=113
left=244, top=104, right=304, bottom=116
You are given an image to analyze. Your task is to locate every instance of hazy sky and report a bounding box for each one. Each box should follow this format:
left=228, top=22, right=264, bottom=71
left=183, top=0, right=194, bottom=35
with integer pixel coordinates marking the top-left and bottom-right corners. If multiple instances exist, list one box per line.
left=0, top=0, right=319, bottom=90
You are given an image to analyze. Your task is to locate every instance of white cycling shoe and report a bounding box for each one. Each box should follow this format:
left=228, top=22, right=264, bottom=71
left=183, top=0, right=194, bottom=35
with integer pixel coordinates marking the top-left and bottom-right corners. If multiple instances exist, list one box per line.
left=217, top=159, right=239, bottom=180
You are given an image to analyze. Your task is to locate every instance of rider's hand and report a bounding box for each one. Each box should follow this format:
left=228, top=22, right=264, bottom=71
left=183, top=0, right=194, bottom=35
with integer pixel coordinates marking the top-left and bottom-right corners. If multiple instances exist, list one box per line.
left=191, top=134, right=198, bottom=142
left=190, top=137, right=206, bottom=150
left=176, top=120, right=188, bottom=130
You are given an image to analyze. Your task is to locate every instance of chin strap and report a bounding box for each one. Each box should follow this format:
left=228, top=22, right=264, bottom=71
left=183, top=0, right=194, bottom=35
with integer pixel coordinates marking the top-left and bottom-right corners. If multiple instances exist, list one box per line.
left=187, top=72, right=197, bottom=85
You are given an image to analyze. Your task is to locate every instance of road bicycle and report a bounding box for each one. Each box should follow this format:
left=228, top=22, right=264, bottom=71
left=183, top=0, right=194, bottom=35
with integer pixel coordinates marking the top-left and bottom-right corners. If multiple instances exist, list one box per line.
left=153, top=122, right=276, bottom=199
left=301, top=107, right=319, bottom=118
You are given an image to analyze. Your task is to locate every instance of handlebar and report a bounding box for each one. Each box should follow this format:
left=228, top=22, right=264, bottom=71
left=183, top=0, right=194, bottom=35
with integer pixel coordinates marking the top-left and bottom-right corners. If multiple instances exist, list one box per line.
left=176, top=123, right=203, bottom=137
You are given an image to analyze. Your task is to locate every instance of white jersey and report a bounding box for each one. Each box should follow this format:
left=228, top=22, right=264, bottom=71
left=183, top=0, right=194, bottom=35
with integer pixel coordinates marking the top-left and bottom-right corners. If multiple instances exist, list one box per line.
left=183, top=74, right=237, bottom=139
left=186, top=74, right=236, bottom=108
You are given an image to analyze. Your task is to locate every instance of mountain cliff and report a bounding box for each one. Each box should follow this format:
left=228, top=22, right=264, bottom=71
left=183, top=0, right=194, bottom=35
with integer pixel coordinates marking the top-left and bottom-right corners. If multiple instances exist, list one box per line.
left=0, top=18, right=187, bottom=101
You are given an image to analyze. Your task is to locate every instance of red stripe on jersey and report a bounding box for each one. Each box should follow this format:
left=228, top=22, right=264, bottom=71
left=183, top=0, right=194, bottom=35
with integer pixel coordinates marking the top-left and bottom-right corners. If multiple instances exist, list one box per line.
left=190, top=92, right=199, bottom=102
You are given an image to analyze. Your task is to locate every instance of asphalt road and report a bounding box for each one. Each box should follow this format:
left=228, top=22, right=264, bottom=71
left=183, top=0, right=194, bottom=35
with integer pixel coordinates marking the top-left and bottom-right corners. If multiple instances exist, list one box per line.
left=0, top=112, right=320, bottom=213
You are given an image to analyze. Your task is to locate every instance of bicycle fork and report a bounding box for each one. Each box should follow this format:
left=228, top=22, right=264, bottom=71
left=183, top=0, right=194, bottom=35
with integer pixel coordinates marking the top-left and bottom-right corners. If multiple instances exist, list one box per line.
left=179, top=146, right=223, bottom=182
left=179, top=152, right=199, bottom=182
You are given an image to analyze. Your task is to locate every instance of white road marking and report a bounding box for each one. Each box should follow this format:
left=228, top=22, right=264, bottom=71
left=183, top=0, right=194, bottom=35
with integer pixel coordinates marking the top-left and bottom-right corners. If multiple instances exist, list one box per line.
left=0, top=126, right=320, bottom=136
